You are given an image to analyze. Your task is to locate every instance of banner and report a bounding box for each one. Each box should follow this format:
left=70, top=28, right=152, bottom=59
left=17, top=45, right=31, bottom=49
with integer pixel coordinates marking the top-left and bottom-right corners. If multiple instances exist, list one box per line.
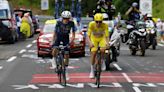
left=41, top=0, right=49, bottom=10
left=140, top=0, right=152, bottom=15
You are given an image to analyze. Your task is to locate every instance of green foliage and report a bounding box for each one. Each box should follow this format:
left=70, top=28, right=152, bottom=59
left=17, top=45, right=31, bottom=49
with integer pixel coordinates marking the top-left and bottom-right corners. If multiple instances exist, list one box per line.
left=8, top=0, right=164, bottom=19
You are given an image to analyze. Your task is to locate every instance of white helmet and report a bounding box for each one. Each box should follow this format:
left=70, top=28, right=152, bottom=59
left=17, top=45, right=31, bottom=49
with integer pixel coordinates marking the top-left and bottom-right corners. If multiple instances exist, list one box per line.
left=61, top=11, right=71, bottom=18
left=132, top=2, right=138, bottom=7
left=157, top=18, right=161, bottom=22
left=147, top=14, right=152, bottom=18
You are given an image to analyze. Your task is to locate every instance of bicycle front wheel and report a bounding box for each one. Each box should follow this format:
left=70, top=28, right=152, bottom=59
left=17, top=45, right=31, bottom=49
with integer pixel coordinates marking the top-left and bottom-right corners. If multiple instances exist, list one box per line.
left=95, top=64, right=101, bottom=88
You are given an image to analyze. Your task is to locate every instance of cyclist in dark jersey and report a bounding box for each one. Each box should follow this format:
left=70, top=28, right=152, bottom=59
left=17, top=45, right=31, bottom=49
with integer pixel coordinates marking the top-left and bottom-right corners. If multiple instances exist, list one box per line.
left=51, top=11, right=76, bottom=80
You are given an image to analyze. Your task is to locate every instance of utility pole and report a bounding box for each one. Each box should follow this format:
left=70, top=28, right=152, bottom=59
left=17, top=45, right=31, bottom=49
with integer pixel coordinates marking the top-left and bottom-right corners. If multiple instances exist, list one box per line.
left=76, top=0, right=81, bottom=18
left=54, top=0, right=59, bottom=18
left=61, top=0, right=65, bottom=13
left=71, top=0, right=75, bottom=17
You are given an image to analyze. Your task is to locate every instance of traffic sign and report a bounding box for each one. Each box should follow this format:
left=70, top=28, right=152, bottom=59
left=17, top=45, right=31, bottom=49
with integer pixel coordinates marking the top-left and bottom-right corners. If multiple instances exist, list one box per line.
left=41, top=0, right=49, bottom=10
left=140, top=0, right=152, bottom=15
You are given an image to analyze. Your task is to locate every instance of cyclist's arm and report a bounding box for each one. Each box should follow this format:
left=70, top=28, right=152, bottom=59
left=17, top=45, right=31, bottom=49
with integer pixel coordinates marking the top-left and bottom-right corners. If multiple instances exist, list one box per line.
left=52, top=22, right=59, bottom=45
left=87, top=23, right=93, bottom=47
left=105, top=24, right=110, bottom=46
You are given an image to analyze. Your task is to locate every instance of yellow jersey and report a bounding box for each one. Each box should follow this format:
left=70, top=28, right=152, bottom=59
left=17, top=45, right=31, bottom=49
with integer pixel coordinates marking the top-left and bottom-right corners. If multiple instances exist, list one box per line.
left=87, top=21, right=109, bottom=40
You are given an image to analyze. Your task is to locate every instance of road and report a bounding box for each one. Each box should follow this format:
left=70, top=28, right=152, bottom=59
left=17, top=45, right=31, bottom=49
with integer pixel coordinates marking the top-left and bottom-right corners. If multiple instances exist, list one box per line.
left=0, top=33, right=164, bottom=92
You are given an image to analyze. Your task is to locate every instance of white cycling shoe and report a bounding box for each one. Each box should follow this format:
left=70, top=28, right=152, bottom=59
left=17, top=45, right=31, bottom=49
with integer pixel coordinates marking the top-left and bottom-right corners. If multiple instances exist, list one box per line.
left=66, top=71, right=70, bottom=81
left=89, top=71, right=95, bottom=79
left=101, top=60, right=106, bottom=71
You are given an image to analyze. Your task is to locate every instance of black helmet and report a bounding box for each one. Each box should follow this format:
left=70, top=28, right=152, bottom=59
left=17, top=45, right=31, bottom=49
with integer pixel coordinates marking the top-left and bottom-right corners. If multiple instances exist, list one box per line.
left=105, top=0, right=112, bottom=2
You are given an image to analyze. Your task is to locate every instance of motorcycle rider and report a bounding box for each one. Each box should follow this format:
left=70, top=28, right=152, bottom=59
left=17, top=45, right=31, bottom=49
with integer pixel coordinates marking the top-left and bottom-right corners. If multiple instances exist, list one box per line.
left=93, top=0, right=115, bottom=20
left=145, top=14, right=155, bottom=28
left=51, top=11, right=76, bottom=80
left=145, top=14, right=156, bottom=48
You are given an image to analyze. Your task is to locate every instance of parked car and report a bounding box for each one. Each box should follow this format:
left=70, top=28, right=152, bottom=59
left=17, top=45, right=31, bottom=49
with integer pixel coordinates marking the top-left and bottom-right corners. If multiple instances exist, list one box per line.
left=37, top=19, right=86, bottom=57
left=0, top=0, right=18, bottom=44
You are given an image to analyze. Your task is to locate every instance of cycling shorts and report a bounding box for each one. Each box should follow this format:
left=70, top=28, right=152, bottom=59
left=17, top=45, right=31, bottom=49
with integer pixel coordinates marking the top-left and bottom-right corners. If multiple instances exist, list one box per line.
left=90, top=37, right=107, bottom=52
left=52, top=39, right=70, bottom=54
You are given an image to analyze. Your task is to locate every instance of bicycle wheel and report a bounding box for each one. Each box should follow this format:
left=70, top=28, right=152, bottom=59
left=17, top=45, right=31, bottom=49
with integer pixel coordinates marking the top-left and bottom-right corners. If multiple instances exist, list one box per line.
left=62, top=66, right=66, bottom=86
left=56, top=55, right=62, bottom=83
left=60, top=54, right=67, bottom=86
left=95, top=53, right=101, bottom=88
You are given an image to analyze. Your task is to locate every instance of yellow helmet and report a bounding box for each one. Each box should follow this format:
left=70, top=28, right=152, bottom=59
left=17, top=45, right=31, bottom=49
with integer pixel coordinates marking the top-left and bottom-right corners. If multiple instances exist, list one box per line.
left=94, top=13, right=103, bottom=21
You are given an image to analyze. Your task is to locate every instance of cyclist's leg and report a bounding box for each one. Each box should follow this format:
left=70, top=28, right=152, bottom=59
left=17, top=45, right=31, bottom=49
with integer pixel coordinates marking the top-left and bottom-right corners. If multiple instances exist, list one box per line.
left=51, top=40, right=59, bottom=69
left=63, top=39, right=69, bottom=66
left=63, top=40, right=70, bottom=80
left=89, top=38, right=98, bottom=78
left=99, top=38, right=107, bottom=70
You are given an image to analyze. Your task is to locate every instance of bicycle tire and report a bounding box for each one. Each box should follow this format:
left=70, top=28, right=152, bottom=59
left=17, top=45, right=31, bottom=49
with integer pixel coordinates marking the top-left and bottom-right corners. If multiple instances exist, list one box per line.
left=60, top=54, right=67, bottom=86
left=95, top=52, right=101, bottom=88
left=62, top=66, right=66, bottom=86
left=56, top=55, right=62, bottom=83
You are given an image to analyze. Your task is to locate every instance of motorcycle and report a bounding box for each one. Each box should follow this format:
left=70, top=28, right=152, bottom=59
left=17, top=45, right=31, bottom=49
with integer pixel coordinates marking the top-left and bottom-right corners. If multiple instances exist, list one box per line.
left=128, top=21, right=147, bottom=56
left=120, top=28, right=128, bottom=43
left=124, top=20, right=135, bottom=43
left=105, top=27, right=121, bottom=70
left=146, top=26, right=157, bottom=50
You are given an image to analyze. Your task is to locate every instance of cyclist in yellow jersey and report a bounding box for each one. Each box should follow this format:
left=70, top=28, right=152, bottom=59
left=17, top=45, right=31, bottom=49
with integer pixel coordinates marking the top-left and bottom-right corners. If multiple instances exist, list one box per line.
left=87, top=13, right=109, bottom=78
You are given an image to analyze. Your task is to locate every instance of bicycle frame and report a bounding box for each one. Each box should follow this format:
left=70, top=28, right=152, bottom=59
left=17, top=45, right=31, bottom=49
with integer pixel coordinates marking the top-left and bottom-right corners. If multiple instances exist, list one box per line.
left=95, top=47, right=102, bottom=88
left=54, top=43, right=69, bottom=86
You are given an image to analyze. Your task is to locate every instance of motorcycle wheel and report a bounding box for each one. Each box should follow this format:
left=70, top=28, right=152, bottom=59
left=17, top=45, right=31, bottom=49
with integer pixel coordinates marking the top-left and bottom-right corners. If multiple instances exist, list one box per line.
left=121, top=35, right=127, bottom=43
left=140, top=41, right=146, bottom=56
left=152, top=39, right=157, bottom=50
left=104, top=52, right=111, bottom=71
left=130, top=49, right=136, bottom=55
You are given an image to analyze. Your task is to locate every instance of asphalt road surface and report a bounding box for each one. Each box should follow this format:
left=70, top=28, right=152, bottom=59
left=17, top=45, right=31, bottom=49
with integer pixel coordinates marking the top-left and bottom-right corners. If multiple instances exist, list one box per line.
left=0, top=33, right=164, bottom=92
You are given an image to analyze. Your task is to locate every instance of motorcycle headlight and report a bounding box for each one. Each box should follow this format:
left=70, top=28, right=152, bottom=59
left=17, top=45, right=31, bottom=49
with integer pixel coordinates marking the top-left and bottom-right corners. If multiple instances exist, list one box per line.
left=150, top=30, right=155, bottom=34
left=127, top=25, right=134, bottom=29
left=139, top=29, right=145, bottom=32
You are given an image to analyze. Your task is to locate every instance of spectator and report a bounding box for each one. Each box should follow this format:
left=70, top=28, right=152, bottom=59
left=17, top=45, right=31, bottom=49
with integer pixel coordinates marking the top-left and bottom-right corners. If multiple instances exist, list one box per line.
left=15, top=12, right=22, bottom=36
left=20, top=13, right=31, bottom=38
left=161, top=20, right=164, bottom=43
left=156, top=18, right=163, bottom=42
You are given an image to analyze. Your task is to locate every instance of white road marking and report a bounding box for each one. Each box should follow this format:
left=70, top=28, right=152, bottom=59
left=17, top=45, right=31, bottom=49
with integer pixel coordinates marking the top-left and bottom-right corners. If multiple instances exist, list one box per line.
left=0, top=66, right=3, bottom=70
left=122, top=73, right=133, bottom=83
left=12, top=84, right=39, bottom=90
left=7, top=56, right=17, bottom=62
left=113, top=63, right=122, bottom=71
left=26, top=44, right=32, bottom=48
left=70, top=58, right=80, bottom=61
left=28, top=50, right=37, bottom=53
left=32, top=40, right=37, bottom=43
left=19, top=49, right=26, bottom=54
left=34, top=75, right=125, bottom=79
left=133, top=87, right=142, bottom=92
left=158, top=43, right=164, bottom=47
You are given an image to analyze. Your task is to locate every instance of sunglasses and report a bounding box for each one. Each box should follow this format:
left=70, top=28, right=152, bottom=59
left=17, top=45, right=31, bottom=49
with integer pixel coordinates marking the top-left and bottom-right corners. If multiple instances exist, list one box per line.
left=96, top=21, right=102, bottom=24
left=63, top=18, right=70, bottom=20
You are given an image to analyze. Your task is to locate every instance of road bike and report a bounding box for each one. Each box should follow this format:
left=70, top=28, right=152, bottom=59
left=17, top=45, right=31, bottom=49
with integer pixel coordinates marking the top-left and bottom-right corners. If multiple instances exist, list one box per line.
left=54, top=42, right=69, bottom=86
